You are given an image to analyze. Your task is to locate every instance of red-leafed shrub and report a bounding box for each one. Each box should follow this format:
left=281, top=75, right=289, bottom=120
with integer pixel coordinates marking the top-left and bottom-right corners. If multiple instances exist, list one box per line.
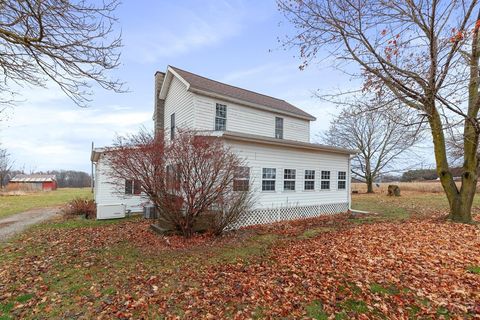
left=63, top=197, right=96, bottom=219
left=105, top=129, right=254, bottom=237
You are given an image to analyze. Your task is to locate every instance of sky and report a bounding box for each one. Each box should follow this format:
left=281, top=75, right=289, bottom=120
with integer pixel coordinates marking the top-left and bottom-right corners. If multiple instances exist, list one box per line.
left=0, top=0, right=428, bottom=173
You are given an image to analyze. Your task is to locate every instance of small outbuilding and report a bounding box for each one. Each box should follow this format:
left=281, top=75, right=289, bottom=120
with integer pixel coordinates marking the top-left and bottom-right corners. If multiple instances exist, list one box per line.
left=9, top=174, right=57, bottom=191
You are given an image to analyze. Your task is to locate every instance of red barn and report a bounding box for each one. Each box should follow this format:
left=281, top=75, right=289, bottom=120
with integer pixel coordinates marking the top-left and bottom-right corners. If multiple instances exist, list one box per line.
left=8, top=174, right=57, bottom=191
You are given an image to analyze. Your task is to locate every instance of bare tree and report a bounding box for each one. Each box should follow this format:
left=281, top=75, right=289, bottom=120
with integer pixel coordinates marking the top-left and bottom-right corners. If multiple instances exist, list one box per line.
left=0, top=0, right=123, bottom=106
left=105, top=130, right=254, bottom=238
left=278, top=0, right=480, bottom=222
left=323, top=101, right=420, bottom=193
left=0, top=147, right=13, bottom=188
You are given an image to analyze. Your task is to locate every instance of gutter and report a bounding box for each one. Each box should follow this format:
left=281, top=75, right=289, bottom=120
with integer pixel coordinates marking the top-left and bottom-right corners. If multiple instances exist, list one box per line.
left=221, top=132, right=357, bottom=155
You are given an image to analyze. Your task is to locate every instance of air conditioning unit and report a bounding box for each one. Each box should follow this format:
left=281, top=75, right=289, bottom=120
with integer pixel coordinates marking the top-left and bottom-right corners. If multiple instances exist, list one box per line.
left=143, top=205, right=158, bottom=219
left=97, top=204, right=126, bottom=220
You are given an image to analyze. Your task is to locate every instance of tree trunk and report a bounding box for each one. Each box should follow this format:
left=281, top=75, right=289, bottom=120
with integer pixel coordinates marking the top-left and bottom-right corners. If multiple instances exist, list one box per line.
left=429, top=107, right=474, bottom=223
left=448, top=13, right=480, bottom=224
left=366, top=178, right=374, bottom=193
left=449, top=189, right=475, bottom=223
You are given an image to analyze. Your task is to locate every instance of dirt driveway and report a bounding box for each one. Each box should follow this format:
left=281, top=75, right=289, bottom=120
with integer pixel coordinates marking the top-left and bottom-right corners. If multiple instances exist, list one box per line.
left=0, top=207, right=61, bottom=241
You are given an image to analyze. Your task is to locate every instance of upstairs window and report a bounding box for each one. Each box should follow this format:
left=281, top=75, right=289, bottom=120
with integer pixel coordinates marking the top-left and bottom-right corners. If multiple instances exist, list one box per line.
left=321, top=170, right=330, bottom=190
left=304, top=170, right=315, bottom=190
left=275, top=117, right=283, bottom=139
left=170, top=113, right=175, bottom=140
left=125, top=179, right=141, bottom=195
left=262, top=168, right=276, bottom=191
left=233, top=166, right=250, bottom=191
left=215, top=103, right=227, bottom=131
left=338, top=171, right=347, bottom=190
left=283, top=169, right=296, bottom=191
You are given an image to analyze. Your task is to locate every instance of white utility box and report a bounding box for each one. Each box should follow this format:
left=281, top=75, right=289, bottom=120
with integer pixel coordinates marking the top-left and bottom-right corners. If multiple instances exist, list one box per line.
left=97, top=204, right=126, bottom=220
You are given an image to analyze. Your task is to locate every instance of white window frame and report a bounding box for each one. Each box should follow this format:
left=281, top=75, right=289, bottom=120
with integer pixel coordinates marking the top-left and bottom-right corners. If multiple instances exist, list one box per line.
left=125, top=179, right=141, bottom=195
left=215, top=103, right=227, bottom=131
left=304, top=170, right=315, bottom=191
left=275, top=117, right=284, bottom=139
left=338, top=171, right=347, bottom=190
left=321, top=170, right=330, bottom=190
left=233, top=166, right=250, bottom=191
left=170, top=113, right=175, bottom=140
left=283, top=169, right=296, bottom=191
left=262, top=168, right=276, bottom=191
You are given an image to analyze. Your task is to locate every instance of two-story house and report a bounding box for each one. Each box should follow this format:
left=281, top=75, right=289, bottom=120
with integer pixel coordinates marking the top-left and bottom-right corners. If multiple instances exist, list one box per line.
left=91, top=66, right=356, bottom=225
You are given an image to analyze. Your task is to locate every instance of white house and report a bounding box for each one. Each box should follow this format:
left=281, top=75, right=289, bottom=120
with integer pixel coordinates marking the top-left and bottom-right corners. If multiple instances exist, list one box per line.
left=91, top=66, right=356, bottom=225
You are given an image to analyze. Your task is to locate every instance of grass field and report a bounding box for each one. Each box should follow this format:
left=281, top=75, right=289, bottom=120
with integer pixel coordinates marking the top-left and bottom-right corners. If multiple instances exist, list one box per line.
left=352, top=191, right=480, bottom=224
left=0, top=192, right=478, bottom=319
left=352, top=181, right=479, bottom=194
left=0, top=188, right=92, bottom=219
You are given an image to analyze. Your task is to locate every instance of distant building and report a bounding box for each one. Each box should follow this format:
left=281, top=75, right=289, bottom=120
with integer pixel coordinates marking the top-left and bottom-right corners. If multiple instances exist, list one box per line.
left=8, top=174, right=57, bottom=191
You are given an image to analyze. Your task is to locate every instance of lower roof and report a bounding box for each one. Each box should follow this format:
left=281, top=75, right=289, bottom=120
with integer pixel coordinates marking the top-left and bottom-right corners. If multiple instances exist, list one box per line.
left=90, top=132, right=356, bottom=162
left=220, top=131, right=357, bottom=155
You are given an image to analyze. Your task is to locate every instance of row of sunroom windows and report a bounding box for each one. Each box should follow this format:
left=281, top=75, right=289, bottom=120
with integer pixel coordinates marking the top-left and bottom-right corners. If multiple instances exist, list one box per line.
left=234, top=167, right=347, bottom=192
left=125, top=168, right=347, bottom=195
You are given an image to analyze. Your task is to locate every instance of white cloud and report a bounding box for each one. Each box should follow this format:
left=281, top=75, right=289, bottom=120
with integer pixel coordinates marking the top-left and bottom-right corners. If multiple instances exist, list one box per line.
left=1, top=85, right=152, bottom=172
left=123, top=0, right=249, bottom=63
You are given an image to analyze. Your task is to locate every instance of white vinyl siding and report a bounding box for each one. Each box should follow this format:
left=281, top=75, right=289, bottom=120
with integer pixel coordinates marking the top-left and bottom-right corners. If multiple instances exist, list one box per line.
left=226, top=141, right=350, bottom=210
left=164, top=76, right=195, bottom=141
left=194, top=94, right=310, bottom=142
left=93, top=156, right=145, bottom=213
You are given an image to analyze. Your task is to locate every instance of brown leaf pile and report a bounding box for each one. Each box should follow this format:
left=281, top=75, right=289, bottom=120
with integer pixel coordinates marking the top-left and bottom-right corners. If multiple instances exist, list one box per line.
left=0, top=215, right=479, bottom=319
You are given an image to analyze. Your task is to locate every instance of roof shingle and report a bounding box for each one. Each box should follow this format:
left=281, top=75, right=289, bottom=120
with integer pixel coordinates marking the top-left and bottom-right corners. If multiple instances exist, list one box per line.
left=169, top=66, right=316, bottom=120
left=10, top=174, right=56, bottom=182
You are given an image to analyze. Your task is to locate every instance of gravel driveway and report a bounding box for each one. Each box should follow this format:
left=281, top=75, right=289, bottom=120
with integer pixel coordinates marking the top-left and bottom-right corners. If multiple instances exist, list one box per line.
left=0, top=207, right=61, bottom=241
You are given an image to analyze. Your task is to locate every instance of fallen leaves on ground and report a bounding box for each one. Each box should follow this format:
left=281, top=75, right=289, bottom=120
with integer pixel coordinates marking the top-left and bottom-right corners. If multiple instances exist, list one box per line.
left=0, top=213, right=479, bottom=319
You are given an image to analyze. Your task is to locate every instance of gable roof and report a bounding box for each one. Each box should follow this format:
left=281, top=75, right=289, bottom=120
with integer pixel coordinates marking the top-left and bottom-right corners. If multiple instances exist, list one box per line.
left=167, top=66, right=316, bottom=121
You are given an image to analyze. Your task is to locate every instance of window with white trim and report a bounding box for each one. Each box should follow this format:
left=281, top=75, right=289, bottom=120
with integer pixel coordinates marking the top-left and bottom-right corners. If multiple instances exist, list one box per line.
left=215, top=103, right=227, bottom=131
left=275, top=117, right=283, bottom=139
left=170, top=113, right=175, bottom=140
left=283, top=169, right=296, bottom=191
left=338, top=171, right=347, bottom=190
left=304, top=170, right=315, bottom=190
left=125, top=179, right=141, bottom=195
left=166, top=164, right=181, bottom=191
left=233, top=166, right=250, bottom=191
left=262, top=168, right=276, bottom=191
left=321, top=170, right=330, bottom=190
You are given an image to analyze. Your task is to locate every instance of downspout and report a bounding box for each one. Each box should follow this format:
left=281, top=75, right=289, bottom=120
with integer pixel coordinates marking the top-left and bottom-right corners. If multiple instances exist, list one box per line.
left=91, top=141, right=94, bottom=193
left=348, top=154, right=370, bottom=214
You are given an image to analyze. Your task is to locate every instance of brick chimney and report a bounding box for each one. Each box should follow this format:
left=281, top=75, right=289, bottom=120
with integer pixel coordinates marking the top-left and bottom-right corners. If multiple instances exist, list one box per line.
left=153, top=71, right=166, bottom=136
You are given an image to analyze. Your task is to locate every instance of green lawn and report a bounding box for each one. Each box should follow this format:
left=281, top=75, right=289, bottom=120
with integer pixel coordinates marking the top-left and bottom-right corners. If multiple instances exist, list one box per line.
left=0, top=188, right=92, bottom=219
